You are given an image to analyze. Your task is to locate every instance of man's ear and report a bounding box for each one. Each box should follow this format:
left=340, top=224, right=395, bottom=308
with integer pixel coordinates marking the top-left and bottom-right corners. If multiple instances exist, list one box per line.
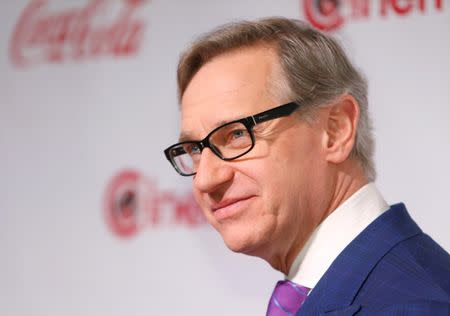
left=322, top=94, right=360, bottom=164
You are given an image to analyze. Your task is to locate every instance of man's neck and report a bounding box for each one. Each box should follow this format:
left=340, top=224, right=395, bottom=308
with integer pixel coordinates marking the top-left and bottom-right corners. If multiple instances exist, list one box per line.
left=287, top=182, right=389, bottom=288
left=283, top=163, right=369, bottom=274
left=321, top=168, right=369, bottom=225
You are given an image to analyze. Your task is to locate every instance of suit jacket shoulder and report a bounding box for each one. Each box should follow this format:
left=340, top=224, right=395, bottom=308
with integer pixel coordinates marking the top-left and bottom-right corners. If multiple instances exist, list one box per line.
left=297, top=203, right=450, bottom=316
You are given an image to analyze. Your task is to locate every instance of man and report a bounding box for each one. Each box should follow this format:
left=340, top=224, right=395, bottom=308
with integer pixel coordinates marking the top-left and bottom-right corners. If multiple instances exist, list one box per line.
left=164, top=17, right=450, bottom=315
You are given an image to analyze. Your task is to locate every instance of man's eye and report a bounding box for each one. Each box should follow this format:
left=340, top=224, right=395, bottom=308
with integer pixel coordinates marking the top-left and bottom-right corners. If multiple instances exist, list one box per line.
left=183, top=143, right=201, bottom=155
left=190, top=144, right=201, bottom=154
left=230, top=129, right=245, bottom=139
left=225, top=128, right=250, bottom=148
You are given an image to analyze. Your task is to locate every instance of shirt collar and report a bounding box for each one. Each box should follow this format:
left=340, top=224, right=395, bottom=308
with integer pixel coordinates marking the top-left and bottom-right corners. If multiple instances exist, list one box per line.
left=287, top=182, right=389, bottom=289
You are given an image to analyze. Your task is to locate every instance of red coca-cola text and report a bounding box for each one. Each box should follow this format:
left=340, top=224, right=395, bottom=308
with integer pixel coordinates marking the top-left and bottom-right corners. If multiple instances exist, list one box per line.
left=10, top=0, right=147, bottom=67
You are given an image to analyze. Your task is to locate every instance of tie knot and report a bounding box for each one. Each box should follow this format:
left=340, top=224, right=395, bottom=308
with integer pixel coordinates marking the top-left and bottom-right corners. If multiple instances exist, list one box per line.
left=266, top=280, right=310, bottom=316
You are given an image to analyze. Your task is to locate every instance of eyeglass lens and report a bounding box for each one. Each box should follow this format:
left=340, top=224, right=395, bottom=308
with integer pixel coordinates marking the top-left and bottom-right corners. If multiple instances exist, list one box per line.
left=170, top=121, right=253, bottom=175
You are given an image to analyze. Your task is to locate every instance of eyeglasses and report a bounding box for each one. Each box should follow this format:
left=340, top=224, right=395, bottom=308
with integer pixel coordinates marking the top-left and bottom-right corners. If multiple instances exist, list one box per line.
left=164, top=101, right=300, bottom=176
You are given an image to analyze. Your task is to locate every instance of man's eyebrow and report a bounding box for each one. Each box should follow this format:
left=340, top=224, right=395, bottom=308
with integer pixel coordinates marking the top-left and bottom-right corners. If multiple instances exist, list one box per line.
left=178, top=131, right=195, bottom=142
left=178, top=116, right=247, bottom=142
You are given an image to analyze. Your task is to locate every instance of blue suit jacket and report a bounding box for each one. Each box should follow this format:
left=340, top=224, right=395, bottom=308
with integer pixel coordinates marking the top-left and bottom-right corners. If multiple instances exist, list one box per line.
left=297, top=203, right=450, bottom=315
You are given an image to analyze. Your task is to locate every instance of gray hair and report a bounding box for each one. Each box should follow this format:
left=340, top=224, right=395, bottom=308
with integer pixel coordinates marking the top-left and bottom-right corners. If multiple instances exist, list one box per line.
left=177, top=17, right=376, bottom=181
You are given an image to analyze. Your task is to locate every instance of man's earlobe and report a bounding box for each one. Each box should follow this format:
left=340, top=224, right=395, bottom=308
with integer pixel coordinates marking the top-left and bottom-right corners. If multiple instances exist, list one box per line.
left=324, top=95, right=360, bottom=164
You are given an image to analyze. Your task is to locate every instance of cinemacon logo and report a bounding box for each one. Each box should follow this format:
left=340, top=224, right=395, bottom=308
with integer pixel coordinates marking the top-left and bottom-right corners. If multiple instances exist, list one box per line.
left=303, top=0, right=444, bottom=31
left=10, top=0, right=149, bottom=67
left=103, top=170, right=206, bottom=238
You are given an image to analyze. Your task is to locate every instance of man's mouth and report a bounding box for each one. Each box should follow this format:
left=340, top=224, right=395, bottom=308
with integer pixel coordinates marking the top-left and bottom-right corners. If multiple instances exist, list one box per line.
left=210, top=196, right=256, bottom=220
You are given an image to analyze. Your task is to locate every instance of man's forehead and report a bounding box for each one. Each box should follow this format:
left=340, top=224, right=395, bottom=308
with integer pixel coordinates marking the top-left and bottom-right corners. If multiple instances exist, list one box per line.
left=181, top=45, right=279, bottom=103
left=179, top=89, right=253, bottom=142
left=179, top=46, right=281, bottom=141
left=181, top=85, right=248, bottom=110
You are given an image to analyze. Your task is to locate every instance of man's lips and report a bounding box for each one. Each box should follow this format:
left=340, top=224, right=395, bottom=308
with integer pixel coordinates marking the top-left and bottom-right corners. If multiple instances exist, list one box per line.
left=210, top=196, right=256, bottom=213
left=208, top=196, right=257, bottom=221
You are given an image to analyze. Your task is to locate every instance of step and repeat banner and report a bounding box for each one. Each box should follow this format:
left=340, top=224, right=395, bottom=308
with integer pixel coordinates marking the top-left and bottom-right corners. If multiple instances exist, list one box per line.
left=1, top=1, right=449, bottom=315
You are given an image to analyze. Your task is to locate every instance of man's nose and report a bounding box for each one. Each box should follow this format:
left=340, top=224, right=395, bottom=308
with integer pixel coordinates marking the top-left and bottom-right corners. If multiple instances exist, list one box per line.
left=193, top=148, right=234, bottom=193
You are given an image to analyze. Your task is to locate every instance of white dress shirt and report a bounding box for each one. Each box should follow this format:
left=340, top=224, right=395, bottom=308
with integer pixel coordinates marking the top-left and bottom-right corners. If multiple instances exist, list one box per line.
left=287, top=182, right=390, bottom=289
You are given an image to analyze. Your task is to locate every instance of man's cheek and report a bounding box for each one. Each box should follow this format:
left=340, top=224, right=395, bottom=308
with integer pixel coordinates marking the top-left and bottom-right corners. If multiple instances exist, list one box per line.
left=192, top=191, right=206, bottom=211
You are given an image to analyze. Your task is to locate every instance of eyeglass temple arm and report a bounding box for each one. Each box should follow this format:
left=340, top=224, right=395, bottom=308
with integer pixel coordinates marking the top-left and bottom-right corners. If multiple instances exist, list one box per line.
left=252, top=102, right=300, bottom=124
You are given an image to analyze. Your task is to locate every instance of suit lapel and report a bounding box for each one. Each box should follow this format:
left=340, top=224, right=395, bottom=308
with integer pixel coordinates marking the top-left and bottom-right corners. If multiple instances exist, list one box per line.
left=297, top=203, right=422, bottom=315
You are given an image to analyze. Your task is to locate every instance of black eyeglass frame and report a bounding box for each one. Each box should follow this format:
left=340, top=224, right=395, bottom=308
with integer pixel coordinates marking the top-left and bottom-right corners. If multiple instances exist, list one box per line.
left=164, top=101, right=301, bottom=176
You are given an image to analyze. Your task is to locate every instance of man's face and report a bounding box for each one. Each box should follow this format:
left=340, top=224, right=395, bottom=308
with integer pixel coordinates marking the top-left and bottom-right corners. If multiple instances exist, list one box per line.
left=180, top=46, right=331, bottom=264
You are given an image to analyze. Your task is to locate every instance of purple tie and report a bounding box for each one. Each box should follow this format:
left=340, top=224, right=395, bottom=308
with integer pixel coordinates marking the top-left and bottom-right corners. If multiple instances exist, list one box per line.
left=266, top=280, right=310, bottom=316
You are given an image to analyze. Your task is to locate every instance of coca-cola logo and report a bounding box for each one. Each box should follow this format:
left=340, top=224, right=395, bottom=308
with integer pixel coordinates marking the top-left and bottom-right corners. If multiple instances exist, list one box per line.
left=103, top=169, right=206, bottom=238
left=303, top=0, right=444, bottom=31
left=10, top=0, right=149, bottom=67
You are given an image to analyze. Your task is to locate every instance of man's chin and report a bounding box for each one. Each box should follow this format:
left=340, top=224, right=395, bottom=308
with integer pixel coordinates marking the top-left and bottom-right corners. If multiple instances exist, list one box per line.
left=221, top=233, right=270, bottom=259
left=221, top=232, right=254, bottom=253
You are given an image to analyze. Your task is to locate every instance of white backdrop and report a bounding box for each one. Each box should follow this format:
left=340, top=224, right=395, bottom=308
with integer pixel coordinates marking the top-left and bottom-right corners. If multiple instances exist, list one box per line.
left=1, top=1, right=449, bottom=315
